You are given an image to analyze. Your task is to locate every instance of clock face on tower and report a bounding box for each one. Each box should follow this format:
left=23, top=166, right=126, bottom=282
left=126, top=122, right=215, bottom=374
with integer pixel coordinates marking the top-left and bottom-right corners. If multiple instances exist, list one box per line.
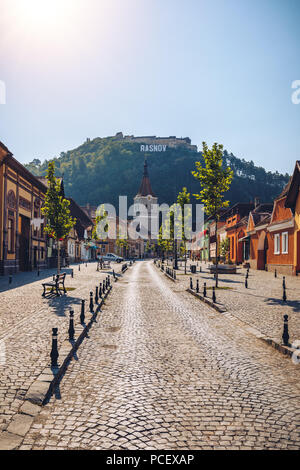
left=147, top=195, right=151, bottom=201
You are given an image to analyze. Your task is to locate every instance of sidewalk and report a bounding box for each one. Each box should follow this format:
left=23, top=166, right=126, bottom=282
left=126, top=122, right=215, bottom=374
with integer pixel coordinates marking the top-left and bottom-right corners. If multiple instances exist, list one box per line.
left=0, top=261, right=124, bottom=432
left=162, top=259, right=300, bottom=348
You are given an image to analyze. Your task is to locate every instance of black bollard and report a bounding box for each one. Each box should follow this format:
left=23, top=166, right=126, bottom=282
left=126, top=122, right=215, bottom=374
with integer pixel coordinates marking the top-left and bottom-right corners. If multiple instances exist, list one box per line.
left=246, top=271, right=249, bottom=279
left=108, top=275, right=110, bottom=287
left=79, top=264, right=80, bottom=271
left=106, top=277, right=109, bottom=290
left=196, top=279, right=199, bottom=293
left=282, top=314, right=290, bottom=346
left=190, top=277, right=193, bottom=290
left=203, top=282, right=207, bottom=297
left=50, top=328, right=59, bottom=367
left=99, top=282, right=102, bottom=298
left=245, top=276, right=248, bottom=288
left=89, top=291, right=94, bottom=313
left=71, top=269, right=74, bottom=279
left=212, top=286, right=216, bottom=303
left=80, top=300, right=85, bottom=324
left=95, top=286, right=99, bottom=304
left=274, top=269, right=277, bottom=278
left=283, top=285, right=287, bottom=302
left=200, top=266, right=202, bottom=273
left=283, top=276, right=286, bottom=289
left=68, top=309, right=75, bottom=341
left=103, top=281, right=106, bottom=294
left=174, top=270, right=176, bottom=280
left=113, top=269, right=115, bottom=280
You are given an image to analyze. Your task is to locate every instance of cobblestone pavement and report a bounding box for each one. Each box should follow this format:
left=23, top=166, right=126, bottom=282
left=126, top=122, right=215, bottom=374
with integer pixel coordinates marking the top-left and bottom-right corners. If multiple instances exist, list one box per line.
left=21, top=261, right=300, bottom=450
left=0, top=261, right=123, bottom=431
left=169, top=259, right=300, bottom=345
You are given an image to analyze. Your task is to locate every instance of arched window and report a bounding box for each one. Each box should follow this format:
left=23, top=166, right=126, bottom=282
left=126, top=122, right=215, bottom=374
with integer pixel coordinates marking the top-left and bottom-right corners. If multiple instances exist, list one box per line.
left=7, top=190, right=16, bottom=209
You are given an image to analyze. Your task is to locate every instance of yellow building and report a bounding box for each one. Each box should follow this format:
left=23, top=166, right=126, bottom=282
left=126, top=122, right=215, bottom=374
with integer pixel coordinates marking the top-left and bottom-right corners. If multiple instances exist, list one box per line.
left=0, top=142, right=47, bottom=275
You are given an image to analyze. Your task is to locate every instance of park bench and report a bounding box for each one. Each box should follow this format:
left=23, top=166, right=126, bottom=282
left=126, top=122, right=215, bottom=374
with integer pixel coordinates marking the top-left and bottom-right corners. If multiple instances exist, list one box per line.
left=42, top=273, right=67, bottom=297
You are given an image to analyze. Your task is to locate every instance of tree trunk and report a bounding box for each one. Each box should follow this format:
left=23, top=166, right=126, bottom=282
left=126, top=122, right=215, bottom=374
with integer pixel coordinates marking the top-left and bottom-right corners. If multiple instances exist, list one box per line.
left=184, top=242, right=187, bottom=274
left=57, top=239, right=61, bottom=275
left=215, top=220, right=218, bottom=288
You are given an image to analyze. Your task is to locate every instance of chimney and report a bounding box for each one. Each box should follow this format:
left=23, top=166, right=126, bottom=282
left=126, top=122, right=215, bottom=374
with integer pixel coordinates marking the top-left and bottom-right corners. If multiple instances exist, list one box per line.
left=254, top=197, right=260, bottom=209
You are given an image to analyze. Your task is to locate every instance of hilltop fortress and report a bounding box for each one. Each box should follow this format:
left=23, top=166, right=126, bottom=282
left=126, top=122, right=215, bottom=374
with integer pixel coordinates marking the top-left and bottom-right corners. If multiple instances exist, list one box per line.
left=112, top=132, right=198, bottom=152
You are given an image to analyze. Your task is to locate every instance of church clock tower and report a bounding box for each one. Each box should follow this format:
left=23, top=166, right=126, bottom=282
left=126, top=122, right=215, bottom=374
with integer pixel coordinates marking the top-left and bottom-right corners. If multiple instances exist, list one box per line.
left=134, top=157, right=158, bottom=237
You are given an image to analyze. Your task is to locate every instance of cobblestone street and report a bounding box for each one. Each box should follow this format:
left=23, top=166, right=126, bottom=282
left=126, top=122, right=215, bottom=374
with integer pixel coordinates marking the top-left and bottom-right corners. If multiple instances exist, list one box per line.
left=17, top=261, right=300, bottom=450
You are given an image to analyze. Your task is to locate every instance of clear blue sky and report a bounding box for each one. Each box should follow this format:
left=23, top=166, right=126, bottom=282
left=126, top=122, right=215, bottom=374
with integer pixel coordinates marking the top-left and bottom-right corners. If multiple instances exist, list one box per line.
left=0, top=0, right=299, bottom=173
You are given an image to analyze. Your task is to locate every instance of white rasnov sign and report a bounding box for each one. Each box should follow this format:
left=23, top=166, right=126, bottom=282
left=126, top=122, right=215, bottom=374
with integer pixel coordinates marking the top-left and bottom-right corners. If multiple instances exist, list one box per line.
left=140, top=144, right=167, bottom=152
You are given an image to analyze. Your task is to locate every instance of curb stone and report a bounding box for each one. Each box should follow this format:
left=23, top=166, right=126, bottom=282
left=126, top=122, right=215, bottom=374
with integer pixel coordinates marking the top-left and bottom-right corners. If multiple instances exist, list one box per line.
left=187, top=288, right=226, bottom=313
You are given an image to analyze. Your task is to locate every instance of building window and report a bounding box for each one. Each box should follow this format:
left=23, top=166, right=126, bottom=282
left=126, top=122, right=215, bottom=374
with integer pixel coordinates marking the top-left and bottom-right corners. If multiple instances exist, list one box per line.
left=8, top=217, right=14, bottom=253
left=282, top=232, right=288, bottom=254
left=274, top=233, right=280, bottom=254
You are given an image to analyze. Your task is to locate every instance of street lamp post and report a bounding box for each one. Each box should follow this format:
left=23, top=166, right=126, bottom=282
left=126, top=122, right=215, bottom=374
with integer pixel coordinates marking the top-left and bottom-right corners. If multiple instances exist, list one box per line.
left=174, top=239, right=178, bottom=270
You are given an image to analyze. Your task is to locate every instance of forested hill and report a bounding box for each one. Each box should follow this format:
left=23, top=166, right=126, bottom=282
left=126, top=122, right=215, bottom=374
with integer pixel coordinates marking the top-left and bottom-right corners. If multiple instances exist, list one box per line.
left=25, top=137, right=289, bottom=208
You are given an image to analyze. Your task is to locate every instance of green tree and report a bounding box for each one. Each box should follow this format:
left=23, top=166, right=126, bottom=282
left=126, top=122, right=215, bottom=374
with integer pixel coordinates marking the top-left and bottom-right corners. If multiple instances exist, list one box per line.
left=220, top=237, right=230, bottom=263
left=41, top=161, right=76, bottom=274
left=192, top=142, right=233, bottom=287
left=176, top=187, right=191, bottom=274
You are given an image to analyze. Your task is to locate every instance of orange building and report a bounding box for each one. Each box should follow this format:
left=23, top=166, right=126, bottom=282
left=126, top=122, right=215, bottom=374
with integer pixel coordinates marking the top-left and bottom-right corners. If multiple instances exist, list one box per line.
left=246, top=204, right=273, bottom=270
left=285, top=161, right=300, bottom=274
left=224, top=203, right=254, bottom=264
left=0, top=142, right=47, bottom=275
left=266, top=181, right=295, bottom=275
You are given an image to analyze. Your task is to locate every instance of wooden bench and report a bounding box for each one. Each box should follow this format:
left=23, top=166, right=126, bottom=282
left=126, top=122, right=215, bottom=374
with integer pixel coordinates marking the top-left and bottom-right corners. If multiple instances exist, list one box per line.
left=42, top=273, right=67, bottom=297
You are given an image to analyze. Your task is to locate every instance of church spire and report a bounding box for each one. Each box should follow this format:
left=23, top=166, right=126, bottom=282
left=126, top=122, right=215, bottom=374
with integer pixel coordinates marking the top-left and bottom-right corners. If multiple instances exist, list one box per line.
left=136, top=156, right=156, bottom=197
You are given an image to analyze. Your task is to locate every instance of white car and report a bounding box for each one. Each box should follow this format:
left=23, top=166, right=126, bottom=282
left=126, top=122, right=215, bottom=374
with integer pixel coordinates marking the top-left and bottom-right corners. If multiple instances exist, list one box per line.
left=99, top=253, right=124, bottom=263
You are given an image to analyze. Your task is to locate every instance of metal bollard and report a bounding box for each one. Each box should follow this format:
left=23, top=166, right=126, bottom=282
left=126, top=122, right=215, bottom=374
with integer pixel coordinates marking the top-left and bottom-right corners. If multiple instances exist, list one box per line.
left=95, top=286, right=99, bottom=304
left=212, top=286, right=216, bottom=303
left=68, top=309, right=75, bottom=341
left=283, top=285, right=287, bottom=302
left=282, top=314, right=290, bottom=346
left=79, top=264, right=80, bottom=271
left=50, top=328, right=59, bottom=367
left=103, top=281, right=106, bottom=294
left=71, top=269, right=74, bottom=279
left=274, top=269, right=277, bottom=278
left=80, top=300, right=85, bottom=324
left=113, top=269, right=115, bottom=280
left=89, top=291, right=94, bottom=313
left=245, top=276, right=248, bottom=288
left=99, top=282, right=102, bottom=298
left=196, top=279, right=199, bottom=293
left=283, top=276, right=286, bottom=289
left=174, top=270, right=176, bottom=280
left=190, top=277, right=193, bottom=290
left=203, top=282, right=207, bottom=297
left=108, top=275, right=110, bottom=286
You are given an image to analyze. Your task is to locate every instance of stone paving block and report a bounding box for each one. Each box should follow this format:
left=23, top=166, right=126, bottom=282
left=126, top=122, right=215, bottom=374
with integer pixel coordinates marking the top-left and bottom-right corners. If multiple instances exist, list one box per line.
left=0, top=431, right=23, bottom=450
left=7, top=414, right=34, bottom=437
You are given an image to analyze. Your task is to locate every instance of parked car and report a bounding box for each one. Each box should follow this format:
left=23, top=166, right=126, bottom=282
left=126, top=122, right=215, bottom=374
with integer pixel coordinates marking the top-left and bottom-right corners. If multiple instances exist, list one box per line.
left=99, top=253, right=124, bottom=263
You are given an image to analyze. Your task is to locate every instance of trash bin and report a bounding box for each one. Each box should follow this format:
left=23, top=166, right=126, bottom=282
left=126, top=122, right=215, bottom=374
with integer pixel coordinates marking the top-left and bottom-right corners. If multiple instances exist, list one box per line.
left=191, top=265, right=196, bottom=274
